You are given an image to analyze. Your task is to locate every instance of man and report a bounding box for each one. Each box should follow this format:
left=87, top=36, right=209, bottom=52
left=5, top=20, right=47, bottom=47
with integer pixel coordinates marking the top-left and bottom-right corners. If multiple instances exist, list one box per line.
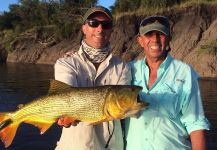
left=54, top=6, right=131, bottom=150
left=125, top=15, right=210, bottom=150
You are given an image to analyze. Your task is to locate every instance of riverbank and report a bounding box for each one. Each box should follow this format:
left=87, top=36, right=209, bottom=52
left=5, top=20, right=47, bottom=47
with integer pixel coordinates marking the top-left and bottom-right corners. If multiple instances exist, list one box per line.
left=1, top=3, right=217, bottom=77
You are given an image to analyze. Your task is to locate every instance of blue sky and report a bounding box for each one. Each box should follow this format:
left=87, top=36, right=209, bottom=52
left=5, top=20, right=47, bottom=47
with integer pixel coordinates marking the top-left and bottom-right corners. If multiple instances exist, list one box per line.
left=0, top=0, right=18, bottom=12
left=98, top=0, right=115, bottom=9
left=0, top=0, right=115, bottom=12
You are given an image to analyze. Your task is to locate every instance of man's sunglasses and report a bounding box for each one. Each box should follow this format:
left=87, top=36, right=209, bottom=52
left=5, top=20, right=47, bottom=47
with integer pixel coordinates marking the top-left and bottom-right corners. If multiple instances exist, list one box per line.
left=85, top=19, right=113, bottom=30
left=140, top=16, right=170, bottom=28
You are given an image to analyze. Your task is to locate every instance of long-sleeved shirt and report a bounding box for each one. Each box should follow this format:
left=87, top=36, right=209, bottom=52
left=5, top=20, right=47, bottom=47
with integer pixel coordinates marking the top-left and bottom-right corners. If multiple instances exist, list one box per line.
left=125, top=54, right=209, bottom=150
left=54, top=46, right=131, bottom=150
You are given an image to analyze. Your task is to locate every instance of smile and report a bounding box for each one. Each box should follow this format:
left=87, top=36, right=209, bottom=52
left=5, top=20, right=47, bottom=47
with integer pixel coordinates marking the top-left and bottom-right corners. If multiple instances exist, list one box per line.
left=150, top=45, right=160, bottom=50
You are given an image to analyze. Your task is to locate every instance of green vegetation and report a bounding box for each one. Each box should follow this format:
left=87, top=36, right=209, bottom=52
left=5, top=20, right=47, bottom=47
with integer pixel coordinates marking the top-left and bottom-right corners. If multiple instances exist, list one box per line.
left=0, top=0, right=98, bottom=51
left=0, top=0, right=97, bottom=39
left=1, top=0, right=217, bottom=52
left=111, top=0, right=217, bottom=16
left=0, top=0, right=97, bottom=37
left=197, top=40, right=217, bottom=55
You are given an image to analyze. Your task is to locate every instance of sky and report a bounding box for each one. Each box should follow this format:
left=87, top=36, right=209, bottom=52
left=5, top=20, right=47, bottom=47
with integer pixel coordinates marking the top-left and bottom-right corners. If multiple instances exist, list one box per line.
left=0, top=0, right=115, bottom=12
left=98, top=0, right=115, bottom=9
left=0, top=0, right=18, bottom=12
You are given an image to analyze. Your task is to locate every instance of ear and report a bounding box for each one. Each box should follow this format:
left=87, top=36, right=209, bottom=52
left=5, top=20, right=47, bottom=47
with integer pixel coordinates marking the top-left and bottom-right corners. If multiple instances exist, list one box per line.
left=82, top=24, right=86, bottom=35
left=137, top=36, right=144, bottom=47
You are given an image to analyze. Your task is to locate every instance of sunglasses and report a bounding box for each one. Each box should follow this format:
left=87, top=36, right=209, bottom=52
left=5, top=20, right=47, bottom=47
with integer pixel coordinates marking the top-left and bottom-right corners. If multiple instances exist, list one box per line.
left=85, top=19, right=113, bottom=30
left=140, top=16, right=170, bottom=28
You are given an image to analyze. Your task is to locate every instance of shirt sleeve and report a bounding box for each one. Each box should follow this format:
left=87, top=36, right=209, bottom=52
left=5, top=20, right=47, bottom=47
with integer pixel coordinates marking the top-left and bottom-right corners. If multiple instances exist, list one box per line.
left=54, top=58, right=78, bottom=87
left=180, top=69, right=210, bottom=134
left=117, top=62, right=132, bottom=85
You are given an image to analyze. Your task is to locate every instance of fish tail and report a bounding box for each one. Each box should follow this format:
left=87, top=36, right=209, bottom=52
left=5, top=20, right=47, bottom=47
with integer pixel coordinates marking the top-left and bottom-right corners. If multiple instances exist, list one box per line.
left=0, top=113, right=12, bottom=130
left=0, top=118, right=13, bottom=130
left=0, top=113, right=19, bottom=148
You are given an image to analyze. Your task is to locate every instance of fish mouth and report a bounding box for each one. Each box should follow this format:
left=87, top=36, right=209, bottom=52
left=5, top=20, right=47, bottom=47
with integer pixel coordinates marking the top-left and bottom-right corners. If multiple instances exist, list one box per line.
left=136, top=95, right=149, bottom=110
left=137, top=95, right=142, bottom=102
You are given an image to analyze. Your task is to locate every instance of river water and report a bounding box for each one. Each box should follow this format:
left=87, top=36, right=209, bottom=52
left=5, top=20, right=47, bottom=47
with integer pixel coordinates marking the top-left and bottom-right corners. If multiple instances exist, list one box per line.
left=0, top=63, right=61, bottom=150
left=0, top=63, right=216, bottom=150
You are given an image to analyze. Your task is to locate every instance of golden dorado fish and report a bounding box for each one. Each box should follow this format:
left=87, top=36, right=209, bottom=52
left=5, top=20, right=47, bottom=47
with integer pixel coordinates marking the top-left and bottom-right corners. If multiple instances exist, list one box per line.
left=0, top=80, right=148, bottom=148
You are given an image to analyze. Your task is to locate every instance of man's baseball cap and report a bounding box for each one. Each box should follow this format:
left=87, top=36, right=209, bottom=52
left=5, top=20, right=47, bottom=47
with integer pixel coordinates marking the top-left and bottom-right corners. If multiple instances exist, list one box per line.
left=83, top=6, right=113, bottom=24
left=139, top=15, right=170, bottom=36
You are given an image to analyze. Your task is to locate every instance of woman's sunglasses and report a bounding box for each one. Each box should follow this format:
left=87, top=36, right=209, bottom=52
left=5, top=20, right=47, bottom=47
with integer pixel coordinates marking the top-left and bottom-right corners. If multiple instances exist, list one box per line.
left=85, top=19, right=113, bottom=30
left=140, top=16, right=170, bottom=28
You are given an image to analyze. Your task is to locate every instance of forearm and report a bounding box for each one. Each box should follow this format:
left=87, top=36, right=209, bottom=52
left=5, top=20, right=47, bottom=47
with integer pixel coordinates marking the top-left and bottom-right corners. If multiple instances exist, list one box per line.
left=190, top=129, right=206, bottom=150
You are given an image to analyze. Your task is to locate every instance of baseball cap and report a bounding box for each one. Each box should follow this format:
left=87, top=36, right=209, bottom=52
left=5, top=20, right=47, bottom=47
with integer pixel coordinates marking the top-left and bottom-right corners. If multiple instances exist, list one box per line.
left=139, top=15, right=170, bottom=36
left=83, top=6, right=113, bottom=24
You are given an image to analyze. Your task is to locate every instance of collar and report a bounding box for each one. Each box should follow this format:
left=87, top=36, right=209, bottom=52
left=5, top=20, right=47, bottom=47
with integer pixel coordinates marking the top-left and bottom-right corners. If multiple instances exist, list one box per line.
left=78, top=46, right=113, bottom=63
left=143, top=54, right=172, bottom=72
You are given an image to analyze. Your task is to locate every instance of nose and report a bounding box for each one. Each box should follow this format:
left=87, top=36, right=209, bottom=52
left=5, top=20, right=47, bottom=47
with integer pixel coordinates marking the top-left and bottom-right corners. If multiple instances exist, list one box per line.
left=151, top=32, right=160, bottom=42
left=96, top=24, right=103, bottom=32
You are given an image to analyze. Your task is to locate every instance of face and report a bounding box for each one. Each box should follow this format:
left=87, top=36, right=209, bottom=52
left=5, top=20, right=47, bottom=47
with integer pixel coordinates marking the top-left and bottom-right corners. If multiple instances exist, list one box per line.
left=138, top=31, right=169, bottom=61
left=82, top=13, right=112, bottom=49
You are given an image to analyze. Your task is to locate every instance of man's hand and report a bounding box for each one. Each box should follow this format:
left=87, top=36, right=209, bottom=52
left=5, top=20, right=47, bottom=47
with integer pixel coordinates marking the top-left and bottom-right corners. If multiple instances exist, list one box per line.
left=56, top=116, right=79, bottom=128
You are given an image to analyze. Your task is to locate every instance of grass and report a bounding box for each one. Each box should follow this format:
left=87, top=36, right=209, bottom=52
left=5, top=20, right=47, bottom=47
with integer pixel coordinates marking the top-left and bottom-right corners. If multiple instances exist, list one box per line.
left=197, top=40, right=217, bottom=55
left=114, top=0, right=217, bottom=19
left=0, top=29, right=16, bottom=52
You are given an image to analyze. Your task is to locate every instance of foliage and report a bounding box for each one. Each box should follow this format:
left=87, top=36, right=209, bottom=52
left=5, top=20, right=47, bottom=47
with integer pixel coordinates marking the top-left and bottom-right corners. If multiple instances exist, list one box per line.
left=111, top=0, right=181, bottom=14
left=0, top=29, right=16, bottom=52
left=197, top=40, right=217, bottom=55
left=1, top=0, right=217, bottom=52
left=0, top=0, right=98, bottom=40
left=111, top=0, right=217, bottom=14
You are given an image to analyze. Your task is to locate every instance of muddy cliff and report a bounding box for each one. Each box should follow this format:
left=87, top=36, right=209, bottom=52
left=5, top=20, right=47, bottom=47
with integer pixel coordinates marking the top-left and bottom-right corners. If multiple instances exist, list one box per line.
left=4, top=4, right=217, bottom=77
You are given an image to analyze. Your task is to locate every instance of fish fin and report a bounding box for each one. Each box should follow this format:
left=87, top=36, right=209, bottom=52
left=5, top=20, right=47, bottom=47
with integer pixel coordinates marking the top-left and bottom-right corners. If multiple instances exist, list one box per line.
left=0, top=121, right=19, bottom=148
left=0, top=113, right=9, bottom=123
left=0, top=113, right=14, bottom=131
left=17, top=104, right=25, bottom=109
left=60, top=116, right=78, bottom=125
left=24, top=121, right=53, bottom=134
left=48, top=79, right=73, bottom=94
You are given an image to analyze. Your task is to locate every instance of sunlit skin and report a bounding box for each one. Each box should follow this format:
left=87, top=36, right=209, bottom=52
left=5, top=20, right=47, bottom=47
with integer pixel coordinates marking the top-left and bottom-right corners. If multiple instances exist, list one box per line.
left=82, top=13, right=112, bottom=49
left=137, top=31, right=168, bottom=63
left=190, top=130, right=206, bottom=150
left=138, top=30, right=206, bottom=150
left=137, top=31, right=169, bottom=88
left=57, top=13, right=113, bottom=127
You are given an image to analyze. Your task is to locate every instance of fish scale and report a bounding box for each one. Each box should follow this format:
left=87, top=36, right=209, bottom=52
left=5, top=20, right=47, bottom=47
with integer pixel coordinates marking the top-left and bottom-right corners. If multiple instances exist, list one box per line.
left=12, top=87, right=107, bottom=123
left=0, top=80, right=148, bottom=148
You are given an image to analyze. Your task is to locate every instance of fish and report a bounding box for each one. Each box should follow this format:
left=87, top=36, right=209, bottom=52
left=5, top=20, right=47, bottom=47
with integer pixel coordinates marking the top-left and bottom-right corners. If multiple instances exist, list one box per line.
left=0, top=79, right=148, bottom=148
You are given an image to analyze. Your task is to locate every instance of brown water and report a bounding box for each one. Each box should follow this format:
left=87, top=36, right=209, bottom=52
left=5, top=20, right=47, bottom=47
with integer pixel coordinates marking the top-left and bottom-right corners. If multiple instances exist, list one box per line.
left=0, top=63, right=216, bottom=150
left=199, top=78, right=217, bottom=150
left=0, top=63, right=61, bottom=150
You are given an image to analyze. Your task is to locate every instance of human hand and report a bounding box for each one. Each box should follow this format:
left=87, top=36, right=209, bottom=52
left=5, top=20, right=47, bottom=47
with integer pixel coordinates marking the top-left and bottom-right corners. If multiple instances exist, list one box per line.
left=56, top=116, right=79, bottom=128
